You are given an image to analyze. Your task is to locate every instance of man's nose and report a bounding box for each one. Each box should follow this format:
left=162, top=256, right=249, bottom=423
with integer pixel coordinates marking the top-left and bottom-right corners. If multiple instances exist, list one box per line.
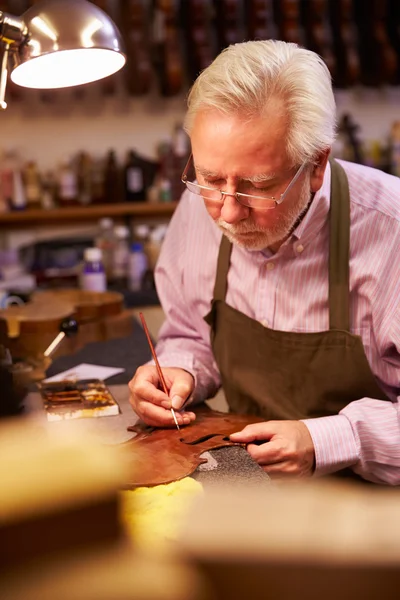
left=219, top=192, right=249, bottom=224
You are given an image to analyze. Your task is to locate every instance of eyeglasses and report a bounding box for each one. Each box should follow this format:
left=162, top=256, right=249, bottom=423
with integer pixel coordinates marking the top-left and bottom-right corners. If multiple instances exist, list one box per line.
left=181, top=154, right=307, bottom=210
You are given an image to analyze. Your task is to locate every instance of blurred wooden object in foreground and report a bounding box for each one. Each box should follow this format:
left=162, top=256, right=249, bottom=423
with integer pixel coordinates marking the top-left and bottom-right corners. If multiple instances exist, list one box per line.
left=0, top=417, right=203, bottom=600
left=179, top=479, right=400, bottom=600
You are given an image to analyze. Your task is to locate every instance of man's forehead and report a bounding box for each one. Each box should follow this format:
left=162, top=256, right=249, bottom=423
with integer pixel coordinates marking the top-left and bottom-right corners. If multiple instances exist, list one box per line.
left=193, top=160, right=281, bottom=182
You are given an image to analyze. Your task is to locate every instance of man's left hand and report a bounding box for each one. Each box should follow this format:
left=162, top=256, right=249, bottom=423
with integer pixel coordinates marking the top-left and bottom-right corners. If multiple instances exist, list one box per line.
left=230, top=421, right=315, bottom=478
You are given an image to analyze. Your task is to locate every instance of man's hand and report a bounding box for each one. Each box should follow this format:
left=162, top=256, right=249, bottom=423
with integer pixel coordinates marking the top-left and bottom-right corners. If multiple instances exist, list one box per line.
left=230, top=420, right=315, bottom=478
left=129, top=365, right=196, bottom=427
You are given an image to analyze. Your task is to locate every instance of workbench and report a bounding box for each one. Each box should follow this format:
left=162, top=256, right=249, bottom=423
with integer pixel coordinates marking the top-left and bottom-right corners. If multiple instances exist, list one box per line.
left=24, top=317, right=271, bottom=489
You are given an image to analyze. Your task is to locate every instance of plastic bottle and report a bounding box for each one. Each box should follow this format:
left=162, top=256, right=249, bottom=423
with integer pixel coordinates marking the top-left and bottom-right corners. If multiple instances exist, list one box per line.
left=128, top=242, right=148, bottom=291
left=104, top=149, right=120, bottom=203
left=81, top=247, right=107, bottom=292
left=95, top=217, right=115, bottom=279
left=124, top=150, right=146, bottom=202
left=76, top=151, right=92, bottom=205
left=23, top=161, right=42, bottom=209
left=57, top=161, right=78, bottom=206
left=112, top=225, right=130, bottom=284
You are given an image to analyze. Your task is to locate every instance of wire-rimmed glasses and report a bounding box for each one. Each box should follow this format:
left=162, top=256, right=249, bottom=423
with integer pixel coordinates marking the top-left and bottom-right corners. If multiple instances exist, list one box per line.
left=181, top=154, right=307, bottom=210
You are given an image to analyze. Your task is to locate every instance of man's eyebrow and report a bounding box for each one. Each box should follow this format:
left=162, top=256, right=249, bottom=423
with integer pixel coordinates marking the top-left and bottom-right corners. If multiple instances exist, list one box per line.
left=245, top=172, right=278, bottom=184
left=195, top=164, right=278, bottom=182
left=194, top=164, right=221, bottom=178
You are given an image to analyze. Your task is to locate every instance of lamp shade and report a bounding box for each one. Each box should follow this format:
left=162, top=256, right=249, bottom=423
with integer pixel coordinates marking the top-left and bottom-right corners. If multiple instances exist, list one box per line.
left=10, top=0, right=126, bottom=89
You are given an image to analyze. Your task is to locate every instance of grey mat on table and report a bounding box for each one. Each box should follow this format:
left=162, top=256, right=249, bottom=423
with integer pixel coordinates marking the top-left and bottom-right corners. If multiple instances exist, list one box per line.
left=45, top=317, right=152, bottom=385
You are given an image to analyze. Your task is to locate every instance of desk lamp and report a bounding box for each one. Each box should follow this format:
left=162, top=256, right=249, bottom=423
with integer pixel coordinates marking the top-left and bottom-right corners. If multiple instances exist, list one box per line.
left=0, top=0, right=126, bottom=109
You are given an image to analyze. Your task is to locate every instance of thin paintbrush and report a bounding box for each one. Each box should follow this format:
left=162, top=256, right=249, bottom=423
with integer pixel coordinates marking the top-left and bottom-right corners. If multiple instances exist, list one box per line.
left=139, top=311, right=180, bottom=431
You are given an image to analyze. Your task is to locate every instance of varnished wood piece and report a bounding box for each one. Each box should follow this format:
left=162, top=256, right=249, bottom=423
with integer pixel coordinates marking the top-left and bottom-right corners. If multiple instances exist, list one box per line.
left=123, top=407, right=264, bottom=488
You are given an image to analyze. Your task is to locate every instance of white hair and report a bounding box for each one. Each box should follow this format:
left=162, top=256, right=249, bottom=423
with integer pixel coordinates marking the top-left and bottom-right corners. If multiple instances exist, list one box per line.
left=184, top=40, right=337, bottom=165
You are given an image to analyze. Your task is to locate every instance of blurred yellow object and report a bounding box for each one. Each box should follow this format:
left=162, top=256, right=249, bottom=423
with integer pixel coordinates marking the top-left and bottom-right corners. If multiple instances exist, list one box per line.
left=120, top=477, right=203, bottom=552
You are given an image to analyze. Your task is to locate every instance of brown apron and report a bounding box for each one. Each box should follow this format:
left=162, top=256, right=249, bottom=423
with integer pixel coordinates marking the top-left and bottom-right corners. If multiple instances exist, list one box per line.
left=204, top=159, right=390, bottom=422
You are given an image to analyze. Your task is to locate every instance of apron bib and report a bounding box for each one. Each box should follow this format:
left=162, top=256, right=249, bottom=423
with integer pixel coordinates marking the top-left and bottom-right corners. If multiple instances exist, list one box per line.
left=204, top=159, right=389, bottom=421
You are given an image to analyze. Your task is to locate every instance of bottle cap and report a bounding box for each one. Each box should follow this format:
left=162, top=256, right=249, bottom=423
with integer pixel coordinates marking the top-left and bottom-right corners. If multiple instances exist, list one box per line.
left=99, top=217, right=113, bottom=229
left=133, top=224, right=150, bottom=239
left=114, top=225, right=130, bottom=239
left=84, top=247, right=103, bottom=262
left=130, top=242, right=144, bottom=252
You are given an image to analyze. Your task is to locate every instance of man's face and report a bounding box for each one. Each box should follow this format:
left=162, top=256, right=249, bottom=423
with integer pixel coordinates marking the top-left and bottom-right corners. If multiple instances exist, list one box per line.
left=190, top=108, right=313, bottom=251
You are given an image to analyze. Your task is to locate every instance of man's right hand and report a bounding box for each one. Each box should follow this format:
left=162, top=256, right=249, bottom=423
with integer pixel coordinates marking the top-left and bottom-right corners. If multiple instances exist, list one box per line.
left=128, top=365, right=196, bottom=428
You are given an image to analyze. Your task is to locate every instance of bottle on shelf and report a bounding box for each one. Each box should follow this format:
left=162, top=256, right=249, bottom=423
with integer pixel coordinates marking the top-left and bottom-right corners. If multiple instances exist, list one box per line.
left=124, top=149, right=146, bottom=202
left=81, top=247, right=107, bottom=292
left=128, top=242, right=148, bottom=291
left=91, top=157, right=106, bottom=204
left=57, top=161, right=78, bottom=206
left=41, top=170, right=57, bottom=210
left=104, top=149, right=120, bottom=203
left=0, top=151, right=26, bottom=211
left=76, top=151, right=92, bottom=206
left=23, top=161, right=42, bottom=209
left=112, top=224, right=130, bottom=285
left=95, top=217, right=116, bottom=280
left=389, top=121, right=400, bottom=177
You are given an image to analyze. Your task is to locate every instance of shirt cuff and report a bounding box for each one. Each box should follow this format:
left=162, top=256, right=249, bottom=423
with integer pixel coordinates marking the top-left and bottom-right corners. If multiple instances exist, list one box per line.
left=301, top=414, right=360, bottom=476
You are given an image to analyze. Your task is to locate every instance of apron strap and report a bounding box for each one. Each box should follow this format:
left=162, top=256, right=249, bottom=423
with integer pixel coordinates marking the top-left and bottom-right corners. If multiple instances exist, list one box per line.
left=328, top=158, right=350, bottom=331
left=213, top=234, right=233, bottom=301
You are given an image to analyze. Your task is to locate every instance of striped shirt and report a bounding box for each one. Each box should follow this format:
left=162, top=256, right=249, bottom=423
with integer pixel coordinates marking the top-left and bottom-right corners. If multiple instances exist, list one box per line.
left=154, top=160, right=400, bottom=485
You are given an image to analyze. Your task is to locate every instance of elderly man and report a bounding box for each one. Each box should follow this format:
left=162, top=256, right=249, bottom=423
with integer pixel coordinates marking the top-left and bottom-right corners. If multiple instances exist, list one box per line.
left=129, top=40, right=400, bottom=485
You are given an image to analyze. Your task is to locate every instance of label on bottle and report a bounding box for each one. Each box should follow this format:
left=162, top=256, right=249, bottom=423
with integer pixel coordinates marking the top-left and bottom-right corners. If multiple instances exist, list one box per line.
left=81, top=272, right=107, bottom=292
left=128, top=251, right=148, bottom=291
left=127, top=168, right=143, bottom=192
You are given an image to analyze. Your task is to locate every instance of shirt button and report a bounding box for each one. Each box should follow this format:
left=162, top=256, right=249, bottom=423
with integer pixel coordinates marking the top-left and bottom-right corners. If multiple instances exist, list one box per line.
left=266, top=262, right=275, bottom=271
left=261, top=319, right=269, bottom=328
left=296, top=244, right=304, bottom=254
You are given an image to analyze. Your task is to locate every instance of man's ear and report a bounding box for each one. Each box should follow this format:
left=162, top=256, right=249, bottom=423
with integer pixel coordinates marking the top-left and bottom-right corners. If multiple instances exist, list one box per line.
left=310, top=149, right=330, bottom=193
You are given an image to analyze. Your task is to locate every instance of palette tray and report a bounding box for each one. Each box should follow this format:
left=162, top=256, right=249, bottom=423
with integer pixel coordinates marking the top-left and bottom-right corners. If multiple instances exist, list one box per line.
left=38, top=379, right=120, bottom=421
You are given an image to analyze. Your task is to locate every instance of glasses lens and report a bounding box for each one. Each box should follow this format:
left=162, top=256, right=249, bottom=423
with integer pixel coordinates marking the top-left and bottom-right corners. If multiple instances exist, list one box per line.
left=186, top=182, right=222, bottom=202
left=237, top=193, right=276, bottom=210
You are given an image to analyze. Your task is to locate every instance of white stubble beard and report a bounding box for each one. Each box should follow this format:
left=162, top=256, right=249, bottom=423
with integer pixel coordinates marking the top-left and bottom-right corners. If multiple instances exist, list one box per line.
left=216, top=171, right=312, bottom=251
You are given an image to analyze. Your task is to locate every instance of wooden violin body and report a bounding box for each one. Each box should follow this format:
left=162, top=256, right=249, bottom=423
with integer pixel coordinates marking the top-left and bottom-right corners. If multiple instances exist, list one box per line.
left=123, top=407, right=264, bottom=488
left=0, top=289, right=132, bottom=368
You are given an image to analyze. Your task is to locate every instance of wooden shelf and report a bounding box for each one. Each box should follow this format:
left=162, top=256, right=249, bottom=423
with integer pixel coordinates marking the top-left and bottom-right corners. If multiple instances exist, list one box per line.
left=0, top=202, right=178, bottom=228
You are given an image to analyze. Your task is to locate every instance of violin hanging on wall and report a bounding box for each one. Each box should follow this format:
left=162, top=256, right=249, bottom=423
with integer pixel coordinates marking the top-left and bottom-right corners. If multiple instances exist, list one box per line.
left=246, top=0, right=274, bottom=41
left=328, top=0, right=360, bottom=88
left=302, top=0, right=336, bottom=81
left=273, top=0, right=305, bottom=46
left=354, top=0, right=397, bottom=86
left=214, top=0, right=244, bottom=53
left=120, top=0, right=153, bottom=96
left=180, top=0, right=216, bottom=83
left=387, top=0, right=400, bottom=86
left=152, top=0, right=184, bottom=96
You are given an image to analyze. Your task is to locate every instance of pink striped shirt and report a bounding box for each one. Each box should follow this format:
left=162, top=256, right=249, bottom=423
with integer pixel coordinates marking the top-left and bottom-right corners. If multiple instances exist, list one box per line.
left=154, top=160, right=400, bottom=485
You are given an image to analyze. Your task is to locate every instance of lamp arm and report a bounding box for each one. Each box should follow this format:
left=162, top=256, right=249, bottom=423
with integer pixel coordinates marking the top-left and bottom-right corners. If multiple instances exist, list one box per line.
left=0, top=42, right=9, bottom=109
left=0, top=11, right=27, bottom=110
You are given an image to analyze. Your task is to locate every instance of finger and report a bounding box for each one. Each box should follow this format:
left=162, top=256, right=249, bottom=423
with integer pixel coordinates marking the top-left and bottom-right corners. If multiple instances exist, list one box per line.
left=160, top=399, right=197, bottom=420
left=169, top=381, right=194, bottom=410
left=246, top=442, right=282, bottom=465
left=230, top=423, right=273, bottom=443
left=138, top=401, right=197, bottom=428
left=130, top=378, right=169, bottom=407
